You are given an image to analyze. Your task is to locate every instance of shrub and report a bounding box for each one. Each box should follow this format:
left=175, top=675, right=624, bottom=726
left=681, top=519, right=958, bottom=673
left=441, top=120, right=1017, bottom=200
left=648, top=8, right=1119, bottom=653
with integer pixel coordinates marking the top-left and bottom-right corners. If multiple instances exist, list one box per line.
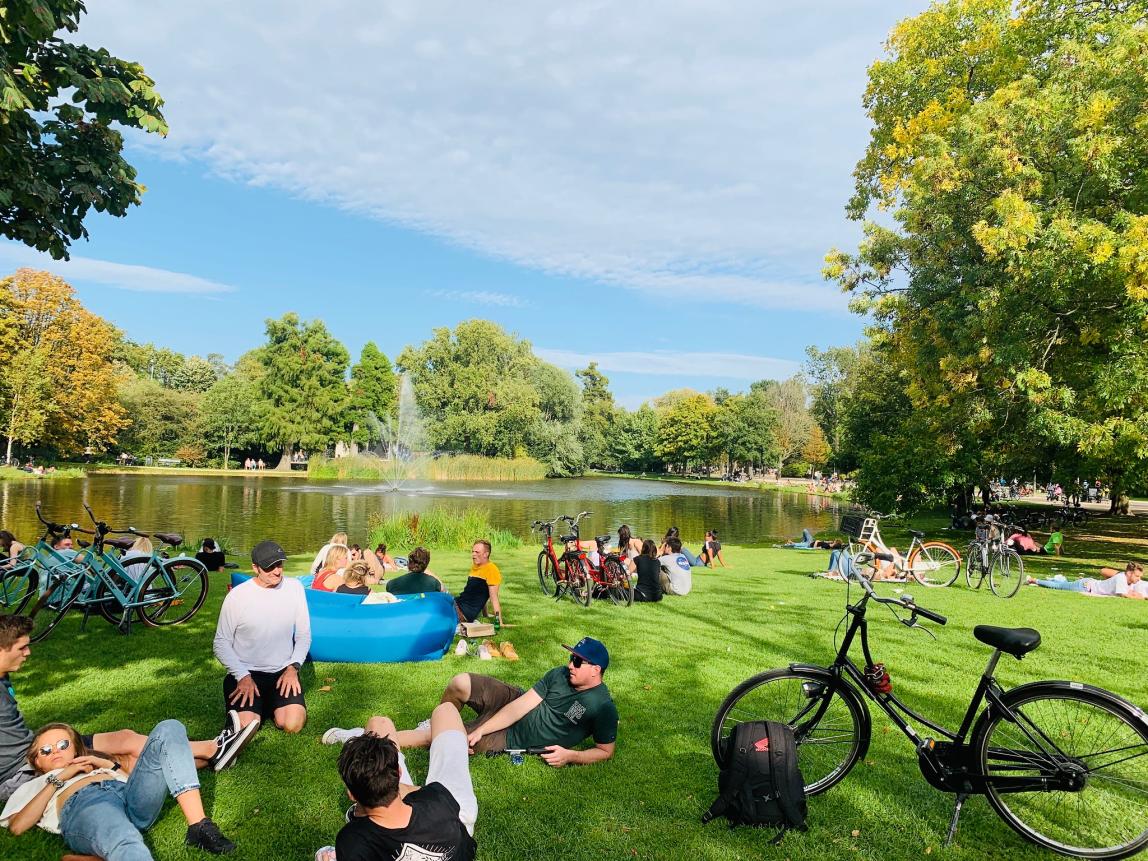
left=366, top=507, right=522, bottom=551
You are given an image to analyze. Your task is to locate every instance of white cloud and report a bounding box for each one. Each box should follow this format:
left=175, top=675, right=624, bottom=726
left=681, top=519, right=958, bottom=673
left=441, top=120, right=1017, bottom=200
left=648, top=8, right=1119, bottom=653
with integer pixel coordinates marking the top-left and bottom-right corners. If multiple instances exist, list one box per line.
left=74, top=1, right=926, bottom=310
left=426, top=289, right=529, bottom=308
left=0, top=243, right=237, bottom=294
left=535, top=347, right=800, bottom=381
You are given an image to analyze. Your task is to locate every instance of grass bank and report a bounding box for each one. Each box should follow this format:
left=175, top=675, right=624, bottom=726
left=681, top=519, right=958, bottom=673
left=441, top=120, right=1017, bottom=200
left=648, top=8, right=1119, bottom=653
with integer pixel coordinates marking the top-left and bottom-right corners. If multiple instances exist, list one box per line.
left=367, top=507, right=523, bottom=551
left=4, top=519, right=1145, bottom=861
left=0, top=466, right=84, bottom=481
left=309, top=453, right=548, bottom=482
left=594, top=469, right=852, bottom=500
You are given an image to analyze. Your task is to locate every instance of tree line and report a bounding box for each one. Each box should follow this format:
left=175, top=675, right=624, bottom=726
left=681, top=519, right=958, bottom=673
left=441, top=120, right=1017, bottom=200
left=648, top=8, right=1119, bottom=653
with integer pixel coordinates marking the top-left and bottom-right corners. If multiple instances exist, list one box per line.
left=0, top=269, right=828, bottom=477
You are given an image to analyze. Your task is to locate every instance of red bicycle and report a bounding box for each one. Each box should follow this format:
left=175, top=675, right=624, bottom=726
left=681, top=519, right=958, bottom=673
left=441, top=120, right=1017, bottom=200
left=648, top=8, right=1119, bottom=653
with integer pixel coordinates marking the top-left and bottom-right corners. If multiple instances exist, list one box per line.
left=532, top=512, right=633, bottom=607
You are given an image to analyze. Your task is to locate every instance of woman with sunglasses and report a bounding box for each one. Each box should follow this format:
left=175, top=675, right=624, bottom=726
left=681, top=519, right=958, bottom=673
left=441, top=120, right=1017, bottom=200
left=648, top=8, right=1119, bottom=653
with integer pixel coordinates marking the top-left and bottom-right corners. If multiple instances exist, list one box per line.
left=0, top=720, right=236, bottom=858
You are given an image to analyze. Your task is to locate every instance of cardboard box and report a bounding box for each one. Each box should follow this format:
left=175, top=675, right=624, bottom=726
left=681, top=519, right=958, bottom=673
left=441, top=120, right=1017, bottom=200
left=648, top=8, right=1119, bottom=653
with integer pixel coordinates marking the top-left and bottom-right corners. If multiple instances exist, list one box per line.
left=461, top=621, right=495, bottom=638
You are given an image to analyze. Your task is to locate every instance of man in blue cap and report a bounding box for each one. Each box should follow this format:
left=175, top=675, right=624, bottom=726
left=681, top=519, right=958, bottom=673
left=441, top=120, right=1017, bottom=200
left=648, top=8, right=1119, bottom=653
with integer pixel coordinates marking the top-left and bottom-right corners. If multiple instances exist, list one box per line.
left=324, top=638, right=618, bottom=767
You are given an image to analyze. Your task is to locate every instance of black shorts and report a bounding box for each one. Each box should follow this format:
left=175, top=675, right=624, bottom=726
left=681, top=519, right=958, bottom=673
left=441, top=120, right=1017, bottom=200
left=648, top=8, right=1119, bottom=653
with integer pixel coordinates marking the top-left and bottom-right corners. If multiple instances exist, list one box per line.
left=223, top=668, right=306, bottom=719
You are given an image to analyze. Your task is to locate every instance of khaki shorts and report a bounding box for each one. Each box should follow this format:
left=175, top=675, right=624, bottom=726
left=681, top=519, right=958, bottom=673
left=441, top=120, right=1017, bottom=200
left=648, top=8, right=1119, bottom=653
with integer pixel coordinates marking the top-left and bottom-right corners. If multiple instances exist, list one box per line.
left=463, top=673, right=525, bottom=754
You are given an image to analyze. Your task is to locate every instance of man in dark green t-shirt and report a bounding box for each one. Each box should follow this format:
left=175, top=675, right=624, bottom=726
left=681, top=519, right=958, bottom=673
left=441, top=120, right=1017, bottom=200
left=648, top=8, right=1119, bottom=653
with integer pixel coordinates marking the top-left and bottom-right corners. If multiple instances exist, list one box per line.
left=326, top=639, right=617, bottom=767
left=385, top=547, right=444, bottom=596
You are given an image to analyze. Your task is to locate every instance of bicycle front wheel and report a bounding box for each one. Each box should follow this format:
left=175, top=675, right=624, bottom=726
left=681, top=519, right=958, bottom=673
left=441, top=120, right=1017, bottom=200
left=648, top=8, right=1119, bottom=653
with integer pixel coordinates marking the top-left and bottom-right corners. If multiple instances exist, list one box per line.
left=537, top=551, right=558, bottom=596
left=564, top=557, right=592, bottom=607
left=965, top=542, right=984, bottom=588
left=711, top=667, right=870, bottom=795
left=27, top=570, right=84, bottom=643
left=137, top=560, right=209, bottom=626
left=973, top=682, right=1148, bottom=859
left=907, top=541, right=961, bottom=587
left=990, top=548, right=1024, bottom=598
left=603, top=556, right=634, bottom=606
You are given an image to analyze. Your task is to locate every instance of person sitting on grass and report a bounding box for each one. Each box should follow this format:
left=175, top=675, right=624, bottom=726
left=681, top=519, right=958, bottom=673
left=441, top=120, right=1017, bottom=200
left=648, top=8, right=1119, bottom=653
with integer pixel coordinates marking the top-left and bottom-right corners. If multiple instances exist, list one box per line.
left=196, top=538, right=228, bottom=572
left=313, top=545, right=351, bottom=592
left=657, top=537, right=693, bottom=596
left=1, top=720, right=237, bottom=857
left=0, top=531, right=24, bottom=569
left=632, top=539, right=663, bottom=602
left=454, top=540, right=502, bottom=626
left=1027, top=562, right=1146, bottom=598
left=310, top=532, right=350, bottom=575
left=316, top=703, right=477, bottom=861
left=658, top=526, right=704, bottom=567
left=323, top=638, right=617, bottom=769
left=698, top=529, right=730, bottom=568
left=336, top=561, right=380, bottom=596
left=374, top=543, right=398, bottom=572
left=386, top=547, right=443, bottom=595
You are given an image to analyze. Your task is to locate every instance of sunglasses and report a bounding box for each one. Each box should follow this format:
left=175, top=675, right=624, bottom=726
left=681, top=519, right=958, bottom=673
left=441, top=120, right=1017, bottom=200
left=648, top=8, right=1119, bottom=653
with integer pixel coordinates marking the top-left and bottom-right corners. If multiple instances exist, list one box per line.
left=37, top=738, right=70, bottom=757
left=569, top=655, right=585, bottom=668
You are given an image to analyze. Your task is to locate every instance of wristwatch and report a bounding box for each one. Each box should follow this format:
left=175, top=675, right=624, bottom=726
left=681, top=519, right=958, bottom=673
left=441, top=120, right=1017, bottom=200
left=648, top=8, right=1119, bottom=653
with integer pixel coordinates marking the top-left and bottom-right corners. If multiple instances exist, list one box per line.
left=290, top=662, right=301, bottom=671
left=110, top=761, right=121, bottom=772
left=46, top=775, right=65, bottom=790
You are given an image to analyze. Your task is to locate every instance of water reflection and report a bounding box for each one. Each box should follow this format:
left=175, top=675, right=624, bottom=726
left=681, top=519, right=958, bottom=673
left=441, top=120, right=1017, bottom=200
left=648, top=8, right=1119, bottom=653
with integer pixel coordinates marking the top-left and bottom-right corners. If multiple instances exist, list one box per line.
left=0, top=475, right=843, bottom=555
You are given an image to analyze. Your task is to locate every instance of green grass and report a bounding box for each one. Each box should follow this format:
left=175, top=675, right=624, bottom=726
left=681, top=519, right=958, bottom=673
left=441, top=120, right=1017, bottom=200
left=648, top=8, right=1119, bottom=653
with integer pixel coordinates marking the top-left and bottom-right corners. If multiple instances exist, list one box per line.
left=0, top=466, right=84, bottom=481
left=4, top=517, right=1147, bottom=860
left=309, top=453, right=548, bottom=482
left=367, top=507, right=523, bottom=551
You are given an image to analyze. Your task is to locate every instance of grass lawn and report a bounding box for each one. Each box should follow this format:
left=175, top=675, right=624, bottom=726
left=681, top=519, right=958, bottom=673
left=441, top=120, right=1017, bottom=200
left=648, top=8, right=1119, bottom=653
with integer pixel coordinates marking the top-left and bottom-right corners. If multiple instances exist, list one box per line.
left=3, top=517, right=1147, bottom=860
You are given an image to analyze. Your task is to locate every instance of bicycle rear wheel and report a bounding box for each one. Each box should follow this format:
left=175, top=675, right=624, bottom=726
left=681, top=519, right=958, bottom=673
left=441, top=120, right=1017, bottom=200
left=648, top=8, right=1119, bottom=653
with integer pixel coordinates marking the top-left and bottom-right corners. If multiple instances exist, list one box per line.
left=965, top=542, right=985, bottom=588
left=990, top=548, right=1024, bottom=597
left=564, top=557, right=592, bottom=607
left=973, top=682, right=1148, bottom=859
left=710, top=667, right=870, bottom=795
left=537, top=551, right=558, bottom=597
left=907, top=541, right=961, bottom=587
left=0, top=563, right=38, bottom=614
left=137, top=560, right=209, bottom=626
left=603, top=556, right=634, bottom=606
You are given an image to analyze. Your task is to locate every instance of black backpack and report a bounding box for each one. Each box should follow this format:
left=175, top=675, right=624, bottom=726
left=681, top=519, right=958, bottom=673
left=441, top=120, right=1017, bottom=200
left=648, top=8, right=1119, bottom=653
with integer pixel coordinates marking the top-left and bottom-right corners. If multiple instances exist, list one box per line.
left=703, top=720, right=808, bottom=838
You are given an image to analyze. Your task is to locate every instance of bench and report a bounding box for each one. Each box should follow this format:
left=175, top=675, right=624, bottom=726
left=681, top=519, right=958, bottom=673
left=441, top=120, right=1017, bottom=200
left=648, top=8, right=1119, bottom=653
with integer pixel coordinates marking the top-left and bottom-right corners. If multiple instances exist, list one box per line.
left=156, top=458, right=182, bottom=467
left=290, top=460, right=308, bottom=470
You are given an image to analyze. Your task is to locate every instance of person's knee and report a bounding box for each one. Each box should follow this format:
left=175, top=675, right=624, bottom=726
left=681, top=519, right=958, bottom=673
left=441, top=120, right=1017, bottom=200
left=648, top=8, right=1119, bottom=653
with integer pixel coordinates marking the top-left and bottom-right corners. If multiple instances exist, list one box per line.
left=430, top=701, right=464, bottom=734
left=366, top=715, right=397, bottom=737
left=275, top=708, right=307, bottom=734
left=444, top=673, right=471, bottom=702
left=151, top=719, right=189, bottom=746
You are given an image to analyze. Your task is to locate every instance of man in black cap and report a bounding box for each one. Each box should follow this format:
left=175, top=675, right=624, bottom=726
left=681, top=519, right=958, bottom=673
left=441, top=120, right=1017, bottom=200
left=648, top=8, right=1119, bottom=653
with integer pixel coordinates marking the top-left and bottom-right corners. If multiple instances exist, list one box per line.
left=323, top=638, right=617, bottom=767
left=213, top=540, right=311, bottom=734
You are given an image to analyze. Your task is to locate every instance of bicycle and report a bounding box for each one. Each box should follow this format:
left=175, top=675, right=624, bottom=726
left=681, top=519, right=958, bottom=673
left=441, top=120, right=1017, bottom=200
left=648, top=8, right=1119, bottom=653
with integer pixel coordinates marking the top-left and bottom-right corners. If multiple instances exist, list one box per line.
left=711, top=550, right=1148, bottom=858
left=0, top=505, right=85, bottom=615
left=964, top=515, right=1023, bottom=598
left=532, top=512, right=632, bottom=607
left=25, top=503, right=209, bottom=641
left=846, top=512, right=962, bottom=587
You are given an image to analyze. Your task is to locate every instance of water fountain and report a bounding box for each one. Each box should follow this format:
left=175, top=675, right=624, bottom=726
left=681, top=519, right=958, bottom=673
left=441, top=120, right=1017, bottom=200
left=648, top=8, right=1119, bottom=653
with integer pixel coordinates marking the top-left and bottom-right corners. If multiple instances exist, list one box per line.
left=378, top=375, right=430, bottom=492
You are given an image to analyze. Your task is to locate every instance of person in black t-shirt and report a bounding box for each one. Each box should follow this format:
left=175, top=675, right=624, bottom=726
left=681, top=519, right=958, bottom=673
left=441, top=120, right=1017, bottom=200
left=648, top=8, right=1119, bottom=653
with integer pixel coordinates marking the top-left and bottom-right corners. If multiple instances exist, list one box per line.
left=195, top=538, right=227, bottom=572
left=632, top=539, right=663, bottom=602
left=321, top=703, right=477, bottom=861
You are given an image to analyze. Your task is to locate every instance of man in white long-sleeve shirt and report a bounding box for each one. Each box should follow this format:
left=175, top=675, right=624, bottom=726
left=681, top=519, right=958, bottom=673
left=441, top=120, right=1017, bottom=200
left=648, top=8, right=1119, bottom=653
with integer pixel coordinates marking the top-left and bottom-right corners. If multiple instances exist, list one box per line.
left=214, top=540, right=311, bottom=734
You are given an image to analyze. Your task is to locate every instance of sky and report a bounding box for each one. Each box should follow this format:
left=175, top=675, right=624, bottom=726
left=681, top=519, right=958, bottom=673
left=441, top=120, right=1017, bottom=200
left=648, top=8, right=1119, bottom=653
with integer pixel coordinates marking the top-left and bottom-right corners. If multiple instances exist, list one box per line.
left=0, top=1, right=929, bottom=408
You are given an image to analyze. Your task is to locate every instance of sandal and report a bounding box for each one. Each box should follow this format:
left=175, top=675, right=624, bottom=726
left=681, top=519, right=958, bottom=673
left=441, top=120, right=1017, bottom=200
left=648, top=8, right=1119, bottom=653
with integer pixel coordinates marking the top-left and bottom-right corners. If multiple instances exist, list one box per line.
left=500, top=641, right=519, bottom=661
left=483, top=639, right=503, bottom=658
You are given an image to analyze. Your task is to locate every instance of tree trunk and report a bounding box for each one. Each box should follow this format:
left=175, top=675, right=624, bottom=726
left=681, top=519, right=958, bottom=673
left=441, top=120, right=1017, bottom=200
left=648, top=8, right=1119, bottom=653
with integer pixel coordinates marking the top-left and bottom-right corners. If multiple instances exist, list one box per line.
left=222, top=440, right=232, bottom=471
left=274, top=443, right=294, bottom=471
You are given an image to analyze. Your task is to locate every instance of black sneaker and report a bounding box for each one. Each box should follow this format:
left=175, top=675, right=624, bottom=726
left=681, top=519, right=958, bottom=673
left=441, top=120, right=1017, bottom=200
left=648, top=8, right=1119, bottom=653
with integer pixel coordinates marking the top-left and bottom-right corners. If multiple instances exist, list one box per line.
left=211, top=717, right=260, bottom=772
left=186, top=818, right=236, bottom=855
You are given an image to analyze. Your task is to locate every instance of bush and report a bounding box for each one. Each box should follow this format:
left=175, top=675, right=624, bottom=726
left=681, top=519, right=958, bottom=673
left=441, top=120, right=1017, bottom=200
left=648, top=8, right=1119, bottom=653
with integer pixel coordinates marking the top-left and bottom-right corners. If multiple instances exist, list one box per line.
left=308, top=453, right=546, bottom=482
left=366, top=508, right=522, bottom=551
left=175, top=444, right=207, bottom=467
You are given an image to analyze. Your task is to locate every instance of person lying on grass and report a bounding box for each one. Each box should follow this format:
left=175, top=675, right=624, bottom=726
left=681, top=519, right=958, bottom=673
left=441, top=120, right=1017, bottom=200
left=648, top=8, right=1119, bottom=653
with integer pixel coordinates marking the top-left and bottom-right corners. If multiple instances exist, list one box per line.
left=0, top=720, right=236, bottom=857
left=0, top=615, right=254, bottom=807
left=822, top=545, right=905, bottom=581
left=323, top=638, right=617, bottom=768
left=316, top=703, right=477, bottom=861
left=1027, top=562, right=1147, bottom=598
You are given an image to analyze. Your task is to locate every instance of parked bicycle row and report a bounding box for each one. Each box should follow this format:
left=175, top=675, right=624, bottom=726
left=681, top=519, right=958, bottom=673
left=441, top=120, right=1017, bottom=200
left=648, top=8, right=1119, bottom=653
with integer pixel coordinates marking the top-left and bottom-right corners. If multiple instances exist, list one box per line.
left=0, top=503, right=210, bottom=641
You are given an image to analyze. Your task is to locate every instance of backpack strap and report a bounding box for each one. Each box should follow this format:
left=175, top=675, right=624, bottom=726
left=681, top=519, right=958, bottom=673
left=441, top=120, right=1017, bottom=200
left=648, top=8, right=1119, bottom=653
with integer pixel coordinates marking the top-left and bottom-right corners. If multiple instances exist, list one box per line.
left=766, top=721, right=808, bottom=832
left=702, top=722, right=760, bottom=824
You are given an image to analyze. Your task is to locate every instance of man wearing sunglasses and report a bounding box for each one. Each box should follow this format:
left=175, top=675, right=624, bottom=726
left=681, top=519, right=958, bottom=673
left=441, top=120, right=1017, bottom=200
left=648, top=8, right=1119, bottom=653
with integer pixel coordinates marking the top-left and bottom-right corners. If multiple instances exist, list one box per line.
left=0, top=616, right=253, bottom=807
left=324, top=638, right=617, bottom=768
left=214, top=540, right=311, bottom=735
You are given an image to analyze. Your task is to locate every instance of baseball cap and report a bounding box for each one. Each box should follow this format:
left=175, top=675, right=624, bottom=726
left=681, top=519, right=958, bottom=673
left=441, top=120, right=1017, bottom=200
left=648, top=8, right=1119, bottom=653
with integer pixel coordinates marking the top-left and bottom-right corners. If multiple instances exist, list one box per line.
left=251, top=540, right=287, bottom=570
left=563, top=637, right=609, bottom=672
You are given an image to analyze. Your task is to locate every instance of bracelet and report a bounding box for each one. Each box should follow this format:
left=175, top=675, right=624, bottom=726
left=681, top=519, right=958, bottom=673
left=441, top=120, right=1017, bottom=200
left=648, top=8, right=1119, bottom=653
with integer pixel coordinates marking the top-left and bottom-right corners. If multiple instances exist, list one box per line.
left=46, top=775, right=65, bottom=790
left=110, top=761, right=121, bottom=772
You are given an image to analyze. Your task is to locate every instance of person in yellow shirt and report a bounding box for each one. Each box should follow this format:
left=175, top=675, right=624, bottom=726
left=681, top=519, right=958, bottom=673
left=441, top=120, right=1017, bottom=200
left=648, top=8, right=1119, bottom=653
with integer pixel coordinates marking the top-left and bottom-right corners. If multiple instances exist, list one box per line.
left=454, top=540, right=502, bottom=625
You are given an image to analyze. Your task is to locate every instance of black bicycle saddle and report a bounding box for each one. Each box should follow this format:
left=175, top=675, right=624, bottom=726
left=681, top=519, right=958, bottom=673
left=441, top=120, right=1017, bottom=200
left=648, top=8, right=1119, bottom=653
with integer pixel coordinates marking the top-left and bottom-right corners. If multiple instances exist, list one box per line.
left=974, top=625, right=1041, bottom=658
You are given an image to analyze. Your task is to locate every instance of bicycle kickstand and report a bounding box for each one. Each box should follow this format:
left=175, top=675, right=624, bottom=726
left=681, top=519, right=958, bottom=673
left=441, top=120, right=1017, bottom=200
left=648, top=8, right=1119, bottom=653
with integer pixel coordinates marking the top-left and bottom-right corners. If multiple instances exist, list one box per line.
left=944, top=792, right=969, bottom=846
left=79, top=602, right=95, bottom=632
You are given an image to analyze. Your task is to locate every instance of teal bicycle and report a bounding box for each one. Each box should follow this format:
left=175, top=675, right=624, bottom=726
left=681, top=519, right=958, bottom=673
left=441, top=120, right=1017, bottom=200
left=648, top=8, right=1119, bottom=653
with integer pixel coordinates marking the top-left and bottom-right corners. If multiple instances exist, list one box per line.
left=25, top=503, right=210, bottom=641
left=0, top=506, right=85, bottom=616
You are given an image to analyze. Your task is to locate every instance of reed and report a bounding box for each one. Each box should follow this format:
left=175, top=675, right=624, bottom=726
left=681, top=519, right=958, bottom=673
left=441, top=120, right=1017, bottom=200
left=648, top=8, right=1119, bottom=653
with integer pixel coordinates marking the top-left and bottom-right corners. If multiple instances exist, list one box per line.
left=0, top=466, right=85, bottom=481
left=308, top=453, right=546, bottom=482
left=366, top=507, right=522, bottom=551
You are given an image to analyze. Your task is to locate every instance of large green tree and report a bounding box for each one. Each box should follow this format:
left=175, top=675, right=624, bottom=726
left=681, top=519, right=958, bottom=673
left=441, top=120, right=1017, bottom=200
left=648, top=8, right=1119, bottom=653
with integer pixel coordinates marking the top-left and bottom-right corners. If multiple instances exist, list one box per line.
left=1, top=0, right=167, bottom=258
left=575, top=362, right=616, bottom=468
left=255, top=313, right=350, bottom=469
left=655, top=392, right=717, bottom=472
left=200, top=374, right=256, bottom=469
left=348, top=342, right=397, bottom=448
left=826, top=0, right=1148, bottom=511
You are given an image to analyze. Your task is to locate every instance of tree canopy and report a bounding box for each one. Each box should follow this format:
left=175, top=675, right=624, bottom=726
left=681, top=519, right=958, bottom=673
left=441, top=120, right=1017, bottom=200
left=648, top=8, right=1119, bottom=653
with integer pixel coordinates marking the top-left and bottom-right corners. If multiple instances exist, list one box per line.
left=1, top=0, right=167, bottom=258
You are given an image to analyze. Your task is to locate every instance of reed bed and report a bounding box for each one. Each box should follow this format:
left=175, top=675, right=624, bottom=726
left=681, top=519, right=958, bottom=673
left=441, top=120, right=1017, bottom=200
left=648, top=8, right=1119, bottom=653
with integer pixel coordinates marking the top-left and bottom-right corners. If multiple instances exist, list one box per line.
left=308, top=453, right=546, bottom=482
left=367, top=507, right=522, bottom=551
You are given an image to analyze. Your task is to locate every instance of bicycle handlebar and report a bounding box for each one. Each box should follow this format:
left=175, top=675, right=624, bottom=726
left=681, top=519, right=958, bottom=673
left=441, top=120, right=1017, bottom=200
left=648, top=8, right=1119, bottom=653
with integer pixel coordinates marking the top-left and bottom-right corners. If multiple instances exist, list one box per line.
left=850, top=552, right=947, bottom=626
left=35, top=502, right=79, bottom=536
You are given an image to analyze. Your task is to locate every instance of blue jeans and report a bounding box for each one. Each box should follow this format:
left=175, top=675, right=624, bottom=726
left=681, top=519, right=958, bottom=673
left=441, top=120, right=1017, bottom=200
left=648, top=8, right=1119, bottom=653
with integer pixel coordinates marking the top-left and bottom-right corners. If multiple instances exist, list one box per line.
left=680, top=546, right=703, bottom=567
left=828, top=549, right=856, bottom=577
left=60, top=719, right=200, bottom=861
left=1035, top=578, right=1089, bottom=592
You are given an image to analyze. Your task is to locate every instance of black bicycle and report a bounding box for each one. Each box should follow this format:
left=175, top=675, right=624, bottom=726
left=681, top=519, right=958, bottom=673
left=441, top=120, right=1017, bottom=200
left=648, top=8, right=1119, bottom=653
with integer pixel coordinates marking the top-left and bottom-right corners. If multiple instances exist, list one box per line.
left=712, top=551, right=1148, bottom=858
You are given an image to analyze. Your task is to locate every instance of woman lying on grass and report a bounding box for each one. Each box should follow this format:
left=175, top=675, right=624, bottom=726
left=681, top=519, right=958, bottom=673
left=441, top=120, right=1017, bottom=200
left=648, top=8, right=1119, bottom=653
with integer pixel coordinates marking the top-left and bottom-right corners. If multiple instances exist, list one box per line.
left=1026, top=562, right=1147, bottom=598
left=0, top=720, right=235, bottom=859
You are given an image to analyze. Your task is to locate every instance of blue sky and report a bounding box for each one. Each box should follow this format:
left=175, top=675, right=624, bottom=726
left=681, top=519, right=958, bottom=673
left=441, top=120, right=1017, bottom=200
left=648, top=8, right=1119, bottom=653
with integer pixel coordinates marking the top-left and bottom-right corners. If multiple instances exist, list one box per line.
left=0, top=1, right=928, bottom=408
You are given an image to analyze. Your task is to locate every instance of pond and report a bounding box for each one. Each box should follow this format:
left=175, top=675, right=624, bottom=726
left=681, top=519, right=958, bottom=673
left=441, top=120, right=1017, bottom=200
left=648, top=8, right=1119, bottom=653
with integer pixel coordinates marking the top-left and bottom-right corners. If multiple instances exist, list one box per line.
left=0, top=473, right=843, bottom=556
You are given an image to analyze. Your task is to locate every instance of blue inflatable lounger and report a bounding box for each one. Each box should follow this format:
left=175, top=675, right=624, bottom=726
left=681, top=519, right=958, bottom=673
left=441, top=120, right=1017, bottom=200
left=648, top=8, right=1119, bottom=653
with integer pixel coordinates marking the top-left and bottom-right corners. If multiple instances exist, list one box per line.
left=229, top=573, right=457, bottom=663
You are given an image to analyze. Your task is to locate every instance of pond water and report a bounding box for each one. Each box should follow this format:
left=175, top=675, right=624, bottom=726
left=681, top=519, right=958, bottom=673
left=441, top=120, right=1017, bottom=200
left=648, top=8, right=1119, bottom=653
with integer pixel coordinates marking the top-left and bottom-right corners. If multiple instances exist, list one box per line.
left=0, top=474, right=843, bottom=556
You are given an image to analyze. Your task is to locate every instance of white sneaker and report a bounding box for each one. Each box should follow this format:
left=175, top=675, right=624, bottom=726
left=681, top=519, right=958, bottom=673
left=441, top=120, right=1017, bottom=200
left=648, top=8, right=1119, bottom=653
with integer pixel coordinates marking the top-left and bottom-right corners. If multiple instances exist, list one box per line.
left=321, top=727, right=364, bottom=745
left=454, top=639, right=468, bottom=656
left=477, top=644, right=492, bottom=660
